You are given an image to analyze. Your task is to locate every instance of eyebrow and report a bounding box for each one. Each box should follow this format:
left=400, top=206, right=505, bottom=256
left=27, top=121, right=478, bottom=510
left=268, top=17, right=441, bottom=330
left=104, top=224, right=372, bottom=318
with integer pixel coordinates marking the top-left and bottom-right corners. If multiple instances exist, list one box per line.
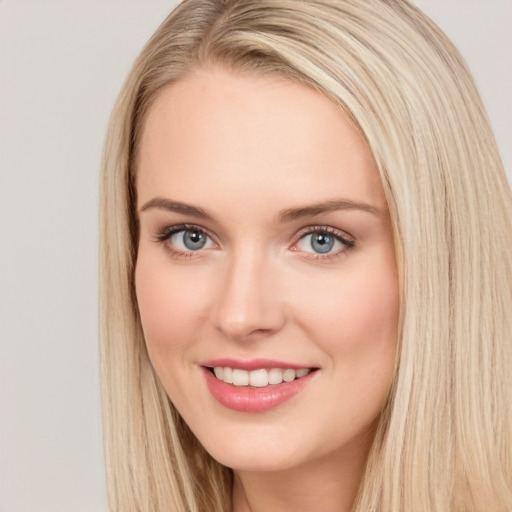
left=139, top=197, right=211, bottom=218
left=139, top=196, right=382, bottom=221
left=277, top=199, right=382, bottom=222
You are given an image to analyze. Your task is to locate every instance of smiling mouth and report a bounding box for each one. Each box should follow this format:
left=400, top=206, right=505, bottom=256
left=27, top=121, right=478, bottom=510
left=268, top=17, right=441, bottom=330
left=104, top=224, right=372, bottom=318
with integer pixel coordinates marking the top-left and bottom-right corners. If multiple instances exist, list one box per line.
left=206, top=366, right=317, bottom=388
left=202, top=364, right=319, bottom=412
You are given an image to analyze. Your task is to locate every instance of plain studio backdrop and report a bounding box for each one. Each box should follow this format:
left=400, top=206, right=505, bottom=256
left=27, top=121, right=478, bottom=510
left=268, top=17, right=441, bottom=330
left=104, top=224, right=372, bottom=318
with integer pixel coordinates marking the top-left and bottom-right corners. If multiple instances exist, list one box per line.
left=0, top=1, right=510, bottom=511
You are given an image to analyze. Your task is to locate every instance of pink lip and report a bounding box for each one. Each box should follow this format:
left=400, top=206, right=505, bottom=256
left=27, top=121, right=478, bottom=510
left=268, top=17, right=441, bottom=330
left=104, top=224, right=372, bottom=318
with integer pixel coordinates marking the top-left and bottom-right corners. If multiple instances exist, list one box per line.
left=201, top=358, right=311, bottom=371
left=201, top=366, right=317, bottom=413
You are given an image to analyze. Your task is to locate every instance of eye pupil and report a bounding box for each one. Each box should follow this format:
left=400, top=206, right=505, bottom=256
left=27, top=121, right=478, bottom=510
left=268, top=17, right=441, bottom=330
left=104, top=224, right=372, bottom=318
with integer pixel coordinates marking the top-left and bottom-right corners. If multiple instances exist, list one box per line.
left=311, top=233, right=334, bottom=253
left=183, top=230, right=207, bottom=250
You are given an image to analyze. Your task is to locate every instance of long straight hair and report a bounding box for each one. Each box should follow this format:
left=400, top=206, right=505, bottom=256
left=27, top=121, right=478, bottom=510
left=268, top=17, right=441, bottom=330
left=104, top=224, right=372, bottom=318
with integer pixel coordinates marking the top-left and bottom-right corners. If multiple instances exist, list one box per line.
left=100, top=1, right=512, bottom=510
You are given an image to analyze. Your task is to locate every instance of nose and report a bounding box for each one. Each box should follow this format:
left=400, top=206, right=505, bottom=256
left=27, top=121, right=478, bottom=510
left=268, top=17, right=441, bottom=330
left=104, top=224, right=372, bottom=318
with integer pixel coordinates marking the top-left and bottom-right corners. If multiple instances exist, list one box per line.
left=212, top=248, right=286, bottom=341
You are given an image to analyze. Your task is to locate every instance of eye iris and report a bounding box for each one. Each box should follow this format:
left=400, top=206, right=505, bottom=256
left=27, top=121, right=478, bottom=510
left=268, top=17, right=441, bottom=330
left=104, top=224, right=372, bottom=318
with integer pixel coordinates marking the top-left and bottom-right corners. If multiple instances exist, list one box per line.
left=311, top=233, right=334, bottom=253
left=183, top=230, right=207, bottom=250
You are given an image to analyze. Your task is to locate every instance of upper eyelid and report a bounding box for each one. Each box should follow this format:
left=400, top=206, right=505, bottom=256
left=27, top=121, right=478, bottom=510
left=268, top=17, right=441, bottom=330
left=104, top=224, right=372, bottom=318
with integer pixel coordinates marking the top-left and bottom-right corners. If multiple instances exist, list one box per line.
left=293, top=225, right=354, bottom=243
left=156, top=223, right=214, bottom=240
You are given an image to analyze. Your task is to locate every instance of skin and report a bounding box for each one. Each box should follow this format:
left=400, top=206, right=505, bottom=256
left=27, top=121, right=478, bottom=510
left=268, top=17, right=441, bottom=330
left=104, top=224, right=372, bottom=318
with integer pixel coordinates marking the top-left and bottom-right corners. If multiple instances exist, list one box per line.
left=135, top=67, right=399, bottom=512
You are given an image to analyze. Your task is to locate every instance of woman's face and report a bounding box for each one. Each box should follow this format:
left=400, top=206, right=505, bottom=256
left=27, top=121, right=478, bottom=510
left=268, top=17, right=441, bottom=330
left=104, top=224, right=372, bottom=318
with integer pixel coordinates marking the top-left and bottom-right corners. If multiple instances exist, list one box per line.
left=135, top=68, right=399, bottom=473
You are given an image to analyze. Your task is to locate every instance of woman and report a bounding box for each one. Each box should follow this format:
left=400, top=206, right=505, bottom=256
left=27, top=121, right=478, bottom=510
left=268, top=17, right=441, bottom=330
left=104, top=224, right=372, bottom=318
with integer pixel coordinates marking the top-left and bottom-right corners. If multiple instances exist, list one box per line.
left=99, top=1, right=512, bottom=510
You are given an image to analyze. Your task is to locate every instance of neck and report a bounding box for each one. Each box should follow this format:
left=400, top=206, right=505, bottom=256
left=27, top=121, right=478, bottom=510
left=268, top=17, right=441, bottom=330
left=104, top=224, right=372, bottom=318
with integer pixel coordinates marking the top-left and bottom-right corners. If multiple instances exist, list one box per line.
left=231, top=440, right=371, bottom=512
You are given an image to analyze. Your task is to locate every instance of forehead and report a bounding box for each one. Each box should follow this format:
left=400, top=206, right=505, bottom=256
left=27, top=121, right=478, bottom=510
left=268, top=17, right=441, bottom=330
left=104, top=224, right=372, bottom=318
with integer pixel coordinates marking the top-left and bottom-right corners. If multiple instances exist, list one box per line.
left=136, top=67, right=386, bottom=214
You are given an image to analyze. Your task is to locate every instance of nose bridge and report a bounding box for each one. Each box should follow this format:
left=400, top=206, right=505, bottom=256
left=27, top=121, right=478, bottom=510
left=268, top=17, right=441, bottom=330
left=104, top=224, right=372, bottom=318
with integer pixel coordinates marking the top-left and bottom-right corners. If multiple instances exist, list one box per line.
left=213, top=243, right=284, bottom=340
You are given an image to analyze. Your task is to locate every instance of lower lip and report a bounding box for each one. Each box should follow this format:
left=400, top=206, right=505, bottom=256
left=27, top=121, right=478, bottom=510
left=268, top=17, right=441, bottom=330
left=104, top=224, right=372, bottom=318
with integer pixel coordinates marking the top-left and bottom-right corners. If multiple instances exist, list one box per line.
left=202, top=367, right=316, bottom=413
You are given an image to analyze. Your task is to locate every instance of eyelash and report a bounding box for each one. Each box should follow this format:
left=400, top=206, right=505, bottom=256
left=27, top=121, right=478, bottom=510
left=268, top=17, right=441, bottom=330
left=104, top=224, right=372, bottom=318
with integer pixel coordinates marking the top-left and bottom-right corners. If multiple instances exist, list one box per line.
left=153, top=223, right=215, bottom=259
left=153, top=223, right=355, bottom=261
left=292, top=225, right=355, bottom=261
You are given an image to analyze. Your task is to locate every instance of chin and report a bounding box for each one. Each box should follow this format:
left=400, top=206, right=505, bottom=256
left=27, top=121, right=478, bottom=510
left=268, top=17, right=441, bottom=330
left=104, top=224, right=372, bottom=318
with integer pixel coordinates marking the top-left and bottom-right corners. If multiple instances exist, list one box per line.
left=212, top=449, right=302, bottom=474
left=195, top=424, right=307, bottom=473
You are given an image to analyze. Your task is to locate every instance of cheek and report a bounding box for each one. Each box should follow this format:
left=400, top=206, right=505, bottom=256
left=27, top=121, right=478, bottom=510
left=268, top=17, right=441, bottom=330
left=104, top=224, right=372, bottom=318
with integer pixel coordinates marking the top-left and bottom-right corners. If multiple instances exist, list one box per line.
left=134, top=252, right=208, bottom=362
left=294, top=262, right=399, bottom=432
left=341, top=271, right=398, bottom=345
left=294, top=258, right=399, bottom=375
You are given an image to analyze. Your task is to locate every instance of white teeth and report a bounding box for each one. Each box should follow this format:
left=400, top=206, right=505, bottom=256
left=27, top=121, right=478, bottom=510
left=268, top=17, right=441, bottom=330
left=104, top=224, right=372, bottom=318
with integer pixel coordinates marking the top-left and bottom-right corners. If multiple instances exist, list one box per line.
left=268, top=368, right=284, bottom=385
left=223, top=367, right=233, bottom=384
left=249, top=369, right=269, bottom=387
left=212, top=367, right=311, bottom=387
left=232, top=369, right=249, bottom=386
left=282, top=369, right=296, bottom=382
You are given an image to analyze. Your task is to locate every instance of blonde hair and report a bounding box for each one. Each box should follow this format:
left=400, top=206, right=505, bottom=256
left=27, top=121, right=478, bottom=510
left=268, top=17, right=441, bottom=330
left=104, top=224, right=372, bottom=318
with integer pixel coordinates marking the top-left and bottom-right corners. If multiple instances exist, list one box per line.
left=100, top=1, right=512, bottom=510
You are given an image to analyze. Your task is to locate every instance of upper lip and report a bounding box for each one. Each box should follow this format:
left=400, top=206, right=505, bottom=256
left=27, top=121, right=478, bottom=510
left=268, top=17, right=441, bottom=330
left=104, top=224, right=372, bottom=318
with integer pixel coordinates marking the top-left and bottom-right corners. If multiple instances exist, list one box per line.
left=200, top=358, right=316, bottom=371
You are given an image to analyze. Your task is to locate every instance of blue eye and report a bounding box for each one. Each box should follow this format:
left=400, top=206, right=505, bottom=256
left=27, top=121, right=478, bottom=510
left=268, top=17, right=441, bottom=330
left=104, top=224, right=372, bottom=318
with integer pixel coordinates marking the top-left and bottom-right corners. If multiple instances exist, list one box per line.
left=296, top=230, right=352, bottom=255
left=170, top=229, right=214, bottom=251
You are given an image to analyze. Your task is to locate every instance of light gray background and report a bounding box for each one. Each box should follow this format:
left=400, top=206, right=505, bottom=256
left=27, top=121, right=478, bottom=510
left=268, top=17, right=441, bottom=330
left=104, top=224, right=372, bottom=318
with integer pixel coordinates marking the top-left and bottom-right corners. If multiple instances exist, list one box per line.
left=0, top=2, right=510, bottom=511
